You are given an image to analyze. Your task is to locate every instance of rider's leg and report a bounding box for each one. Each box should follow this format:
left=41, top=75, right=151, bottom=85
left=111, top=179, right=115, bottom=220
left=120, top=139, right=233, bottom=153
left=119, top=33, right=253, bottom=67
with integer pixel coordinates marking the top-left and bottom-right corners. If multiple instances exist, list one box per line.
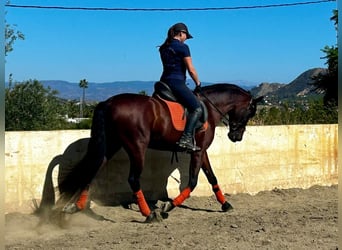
left=177, top=107, right=202, bottom=151
left=172, top=84, right=203, bottom=151
left=162, top=79, right=203, bottom=152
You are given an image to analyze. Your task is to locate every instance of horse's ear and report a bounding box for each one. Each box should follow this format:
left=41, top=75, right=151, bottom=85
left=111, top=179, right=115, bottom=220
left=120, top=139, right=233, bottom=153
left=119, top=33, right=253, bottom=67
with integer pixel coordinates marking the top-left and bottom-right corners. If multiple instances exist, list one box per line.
left=253, top=96, right=264, bottom=104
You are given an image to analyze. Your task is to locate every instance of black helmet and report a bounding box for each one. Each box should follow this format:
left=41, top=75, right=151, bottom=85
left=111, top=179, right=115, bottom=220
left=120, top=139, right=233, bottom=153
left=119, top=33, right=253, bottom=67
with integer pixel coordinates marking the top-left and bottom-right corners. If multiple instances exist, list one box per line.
left=172, top=23, right=193, bottom=39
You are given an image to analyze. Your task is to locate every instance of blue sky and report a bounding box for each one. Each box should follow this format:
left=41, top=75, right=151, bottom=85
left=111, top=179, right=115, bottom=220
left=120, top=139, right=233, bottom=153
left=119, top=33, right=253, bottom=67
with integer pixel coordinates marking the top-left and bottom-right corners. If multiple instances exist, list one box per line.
left=5, top=0, right=337, bottom=86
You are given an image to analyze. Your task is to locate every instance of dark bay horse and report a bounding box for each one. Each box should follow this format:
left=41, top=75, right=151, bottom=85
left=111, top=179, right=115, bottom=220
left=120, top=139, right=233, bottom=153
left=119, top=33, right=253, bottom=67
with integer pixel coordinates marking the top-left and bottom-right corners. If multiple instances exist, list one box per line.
left=39, top=83, right=263, bottom=222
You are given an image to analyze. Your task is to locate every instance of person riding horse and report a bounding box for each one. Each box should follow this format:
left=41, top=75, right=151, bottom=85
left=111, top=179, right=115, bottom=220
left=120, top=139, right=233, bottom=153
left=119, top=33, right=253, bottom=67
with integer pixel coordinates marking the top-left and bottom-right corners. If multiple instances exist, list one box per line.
left=159, top=23, right=202, bottom=152
left=37, top=22, right=264, bottom=224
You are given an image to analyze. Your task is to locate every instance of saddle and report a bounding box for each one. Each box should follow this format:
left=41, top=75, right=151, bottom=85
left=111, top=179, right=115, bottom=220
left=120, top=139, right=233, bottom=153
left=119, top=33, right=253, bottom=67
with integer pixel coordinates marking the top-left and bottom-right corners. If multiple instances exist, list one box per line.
left=152, top=81, right=208, bottom=132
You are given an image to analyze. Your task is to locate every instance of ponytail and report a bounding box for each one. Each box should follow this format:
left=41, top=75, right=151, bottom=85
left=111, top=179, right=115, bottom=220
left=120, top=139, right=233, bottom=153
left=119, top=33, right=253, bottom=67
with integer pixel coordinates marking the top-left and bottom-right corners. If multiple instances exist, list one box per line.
left=158, top=25, right=181, bottom=51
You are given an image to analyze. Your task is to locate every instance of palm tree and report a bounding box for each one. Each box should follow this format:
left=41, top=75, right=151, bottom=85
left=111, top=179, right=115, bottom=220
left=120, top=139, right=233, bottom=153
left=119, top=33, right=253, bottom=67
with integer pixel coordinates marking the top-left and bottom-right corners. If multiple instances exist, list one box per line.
left=331, top=9, right=338, bottom=30
left=79, top=79, right=88, bottom=118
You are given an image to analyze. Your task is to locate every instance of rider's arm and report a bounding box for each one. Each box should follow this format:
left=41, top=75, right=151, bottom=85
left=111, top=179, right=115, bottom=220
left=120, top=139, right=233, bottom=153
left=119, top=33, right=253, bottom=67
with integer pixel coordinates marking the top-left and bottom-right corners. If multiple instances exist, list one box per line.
left=184, top=56, right=201, bottom=86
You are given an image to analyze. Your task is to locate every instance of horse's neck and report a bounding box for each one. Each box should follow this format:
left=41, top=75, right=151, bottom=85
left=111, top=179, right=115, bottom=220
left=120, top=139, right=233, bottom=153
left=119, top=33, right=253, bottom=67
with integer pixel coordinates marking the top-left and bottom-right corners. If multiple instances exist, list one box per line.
left=207, top=92, right=246, bottom=125
left=202, top=85, right=250, bottom=124
left=206, top=99, right=232, bottom=126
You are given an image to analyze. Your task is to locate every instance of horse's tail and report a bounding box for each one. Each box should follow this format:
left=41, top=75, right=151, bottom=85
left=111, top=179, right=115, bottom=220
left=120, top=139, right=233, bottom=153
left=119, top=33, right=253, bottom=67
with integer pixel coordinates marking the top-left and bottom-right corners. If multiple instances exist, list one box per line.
left=58, top=101, right=108, bottom=199
left=35, top=155, right=63, bottom=215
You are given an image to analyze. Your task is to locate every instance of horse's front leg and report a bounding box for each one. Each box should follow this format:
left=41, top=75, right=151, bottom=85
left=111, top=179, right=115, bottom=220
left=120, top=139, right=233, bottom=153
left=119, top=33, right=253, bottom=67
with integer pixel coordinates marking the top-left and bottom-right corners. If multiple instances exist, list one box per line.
left=201, top=152, right=233, bottom=212
left=162, top=152, right=202, bottom=212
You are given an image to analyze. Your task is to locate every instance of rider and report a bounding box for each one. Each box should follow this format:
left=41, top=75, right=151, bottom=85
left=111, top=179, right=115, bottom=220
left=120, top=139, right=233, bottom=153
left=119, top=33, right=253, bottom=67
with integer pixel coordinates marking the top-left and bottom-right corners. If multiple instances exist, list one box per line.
left=159, top=22, right=202, bottom=152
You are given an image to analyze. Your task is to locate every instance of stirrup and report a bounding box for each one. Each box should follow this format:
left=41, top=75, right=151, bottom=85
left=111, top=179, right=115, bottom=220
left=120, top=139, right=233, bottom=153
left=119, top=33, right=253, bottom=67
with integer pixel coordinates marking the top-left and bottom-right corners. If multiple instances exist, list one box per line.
left=176, top=137, right=201, bottom=152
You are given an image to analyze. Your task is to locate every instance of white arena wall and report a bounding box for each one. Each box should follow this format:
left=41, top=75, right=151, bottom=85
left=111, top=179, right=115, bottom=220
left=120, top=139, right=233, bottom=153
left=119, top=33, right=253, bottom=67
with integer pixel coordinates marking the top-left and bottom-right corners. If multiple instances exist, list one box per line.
left=5, top=124, right=338, bottom=213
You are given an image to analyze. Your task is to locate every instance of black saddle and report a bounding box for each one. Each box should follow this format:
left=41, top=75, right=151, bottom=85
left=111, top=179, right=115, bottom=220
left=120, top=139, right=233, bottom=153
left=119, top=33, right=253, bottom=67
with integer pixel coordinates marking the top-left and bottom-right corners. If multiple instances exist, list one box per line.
left=152, top=81, right=208, bottom=124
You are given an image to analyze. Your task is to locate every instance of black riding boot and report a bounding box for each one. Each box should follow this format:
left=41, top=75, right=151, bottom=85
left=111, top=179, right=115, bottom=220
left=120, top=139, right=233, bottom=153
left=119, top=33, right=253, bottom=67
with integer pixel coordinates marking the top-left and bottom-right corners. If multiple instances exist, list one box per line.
left=177, top=107, right=202, bottom=152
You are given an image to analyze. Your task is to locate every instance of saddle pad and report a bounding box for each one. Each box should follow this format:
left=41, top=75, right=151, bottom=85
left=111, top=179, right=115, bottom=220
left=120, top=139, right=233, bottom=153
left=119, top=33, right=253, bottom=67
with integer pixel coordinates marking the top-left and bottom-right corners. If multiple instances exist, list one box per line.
left=163, top=99, right=186, bottom=131
left=160, top=97, right=208, bottom=132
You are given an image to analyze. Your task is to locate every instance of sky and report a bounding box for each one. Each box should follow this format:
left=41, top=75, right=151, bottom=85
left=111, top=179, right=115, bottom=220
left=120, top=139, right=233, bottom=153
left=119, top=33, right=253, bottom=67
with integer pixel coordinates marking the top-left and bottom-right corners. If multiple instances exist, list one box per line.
left=5, top=0, right=337, bottom=86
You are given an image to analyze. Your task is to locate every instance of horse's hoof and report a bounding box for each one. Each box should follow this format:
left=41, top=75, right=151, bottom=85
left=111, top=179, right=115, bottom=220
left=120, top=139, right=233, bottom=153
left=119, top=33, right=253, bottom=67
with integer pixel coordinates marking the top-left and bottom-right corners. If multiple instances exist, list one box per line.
left=161, top=201, right=175, bottom=213
left=62, top=203, right=81, bottom=214
left=144, top=211, right=164, bottom=223
left=222, top=201, right=233, bottom=212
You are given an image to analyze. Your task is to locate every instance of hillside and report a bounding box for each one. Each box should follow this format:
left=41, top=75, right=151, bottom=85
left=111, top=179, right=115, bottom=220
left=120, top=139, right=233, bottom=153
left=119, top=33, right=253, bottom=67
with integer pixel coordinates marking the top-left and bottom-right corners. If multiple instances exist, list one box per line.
left=39, top=80, right=157, bottom=101
left=37, top=80, right=254, bottom=102
left=6, top=68, right=326, bottom=103
left=249, top=82, right=286, bottom=97
left=250, top=68, right=325, bottom=104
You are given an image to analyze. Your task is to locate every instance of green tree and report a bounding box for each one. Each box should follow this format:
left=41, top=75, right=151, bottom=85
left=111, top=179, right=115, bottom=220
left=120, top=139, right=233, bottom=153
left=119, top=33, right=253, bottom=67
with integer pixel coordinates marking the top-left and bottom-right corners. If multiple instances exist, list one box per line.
left=138, top=90, right=148, bottom=96
left=311, top=9, right=338, bottom=107
left=64, top=99, right=80, bottom=118
left=5, top=80, right=68, bottom=130
left=79, top=79, right=88, bottom=118
left=5, top=1, right=25, bottom=56
left=251, top=99, right=337, bottom=125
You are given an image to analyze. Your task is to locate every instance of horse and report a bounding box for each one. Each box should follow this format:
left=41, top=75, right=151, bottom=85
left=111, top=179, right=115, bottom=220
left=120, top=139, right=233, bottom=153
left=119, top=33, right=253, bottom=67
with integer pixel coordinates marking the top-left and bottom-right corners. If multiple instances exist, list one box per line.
left=38, top=83, right=263, bottom=223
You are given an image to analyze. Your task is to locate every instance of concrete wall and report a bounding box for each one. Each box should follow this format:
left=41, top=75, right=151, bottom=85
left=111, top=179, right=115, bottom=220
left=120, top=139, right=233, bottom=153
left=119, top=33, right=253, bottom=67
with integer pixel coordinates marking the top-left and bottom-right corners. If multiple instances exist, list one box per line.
left=5, top=125, right=338, bottom=213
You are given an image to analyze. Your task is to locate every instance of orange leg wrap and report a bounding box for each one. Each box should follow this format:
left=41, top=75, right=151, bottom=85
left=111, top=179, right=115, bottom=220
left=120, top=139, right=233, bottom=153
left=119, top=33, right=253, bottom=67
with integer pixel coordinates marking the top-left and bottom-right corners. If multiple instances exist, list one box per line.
left=135, top=190, right=151, bottom=217
left=213, top=184, right=226, bottom=204
left=172, top=187, right=191, bottom=207
left=76, top=188, right=89, bottom=210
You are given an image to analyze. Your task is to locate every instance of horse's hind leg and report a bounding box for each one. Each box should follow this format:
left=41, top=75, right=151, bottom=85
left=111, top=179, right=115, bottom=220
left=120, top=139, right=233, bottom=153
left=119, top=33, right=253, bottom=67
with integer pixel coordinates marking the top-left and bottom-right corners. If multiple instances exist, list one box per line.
left=125, top=147, right=152, bottom=218
left=63, top=144, right=120, bottom=214
left=201, top=152, right=233, bottom=212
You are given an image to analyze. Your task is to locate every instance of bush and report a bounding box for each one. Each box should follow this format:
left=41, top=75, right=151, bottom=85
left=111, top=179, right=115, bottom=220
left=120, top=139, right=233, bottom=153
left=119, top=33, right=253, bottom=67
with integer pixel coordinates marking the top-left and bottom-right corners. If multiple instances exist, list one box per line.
left=250, top=99, right=337, bottom=125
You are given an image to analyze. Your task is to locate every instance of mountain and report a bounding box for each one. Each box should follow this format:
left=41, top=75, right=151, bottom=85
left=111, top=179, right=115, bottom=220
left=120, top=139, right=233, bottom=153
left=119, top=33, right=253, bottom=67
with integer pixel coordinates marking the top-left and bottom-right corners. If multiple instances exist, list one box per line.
left=38, top=80, right=255, bottom=102
left=7, top=68, right=325, bottom=103
left=250, top=68, right=325, bottom=104
left=40, top=80, right=157, bottom=101
left=274, top=68, right=325, bottom=98
left=249, top=82, right=286, bottom=97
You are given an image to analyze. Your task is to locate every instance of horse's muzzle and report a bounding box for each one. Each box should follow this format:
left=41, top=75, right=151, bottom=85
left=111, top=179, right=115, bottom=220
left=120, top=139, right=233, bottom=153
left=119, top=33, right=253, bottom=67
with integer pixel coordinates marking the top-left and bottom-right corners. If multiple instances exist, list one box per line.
left=227, top=131, right=243, bottom=142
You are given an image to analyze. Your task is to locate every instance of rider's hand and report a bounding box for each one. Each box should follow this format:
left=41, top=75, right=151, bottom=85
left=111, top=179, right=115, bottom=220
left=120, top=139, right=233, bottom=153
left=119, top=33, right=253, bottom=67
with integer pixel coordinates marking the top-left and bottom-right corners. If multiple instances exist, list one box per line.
left=194, top=84, right=201, bottom=94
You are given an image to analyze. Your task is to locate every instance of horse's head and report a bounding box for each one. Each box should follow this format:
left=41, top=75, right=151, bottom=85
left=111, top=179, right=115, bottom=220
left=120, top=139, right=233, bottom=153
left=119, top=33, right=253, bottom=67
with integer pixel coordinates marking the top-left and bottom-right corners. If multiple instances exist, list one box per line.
left=227, top=96, right=263, bottom=142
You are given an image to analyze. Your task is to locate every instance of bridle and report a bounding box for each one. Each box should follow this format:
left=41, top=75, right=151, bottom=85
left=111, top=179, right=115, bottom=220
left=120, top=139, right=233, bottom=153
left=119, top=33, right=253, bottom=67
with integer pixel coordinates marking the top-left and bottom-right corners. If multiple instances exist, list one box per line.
left=198, top=90, right=253, bottom=131
left=198, top=91, right=230, bottom=126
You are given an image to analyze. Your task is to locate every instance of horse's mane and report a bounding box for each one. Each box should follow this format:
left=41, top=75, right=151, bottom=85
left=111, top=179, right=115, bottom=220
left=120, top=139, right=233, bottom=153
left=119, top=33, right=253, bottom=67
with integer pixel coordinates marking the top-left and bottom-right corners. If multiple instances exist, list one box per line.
left=201, top=83, right=251, bottom=97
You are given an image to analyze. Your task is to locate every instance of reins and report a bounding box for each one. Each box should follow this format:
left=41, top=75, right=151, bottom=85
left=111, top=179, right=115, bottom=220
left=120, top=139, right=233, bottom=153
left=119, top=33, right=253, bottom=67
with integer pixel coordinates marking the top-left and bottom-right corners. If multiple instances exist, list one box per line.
left=197, top=91, right=230, bottom=126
